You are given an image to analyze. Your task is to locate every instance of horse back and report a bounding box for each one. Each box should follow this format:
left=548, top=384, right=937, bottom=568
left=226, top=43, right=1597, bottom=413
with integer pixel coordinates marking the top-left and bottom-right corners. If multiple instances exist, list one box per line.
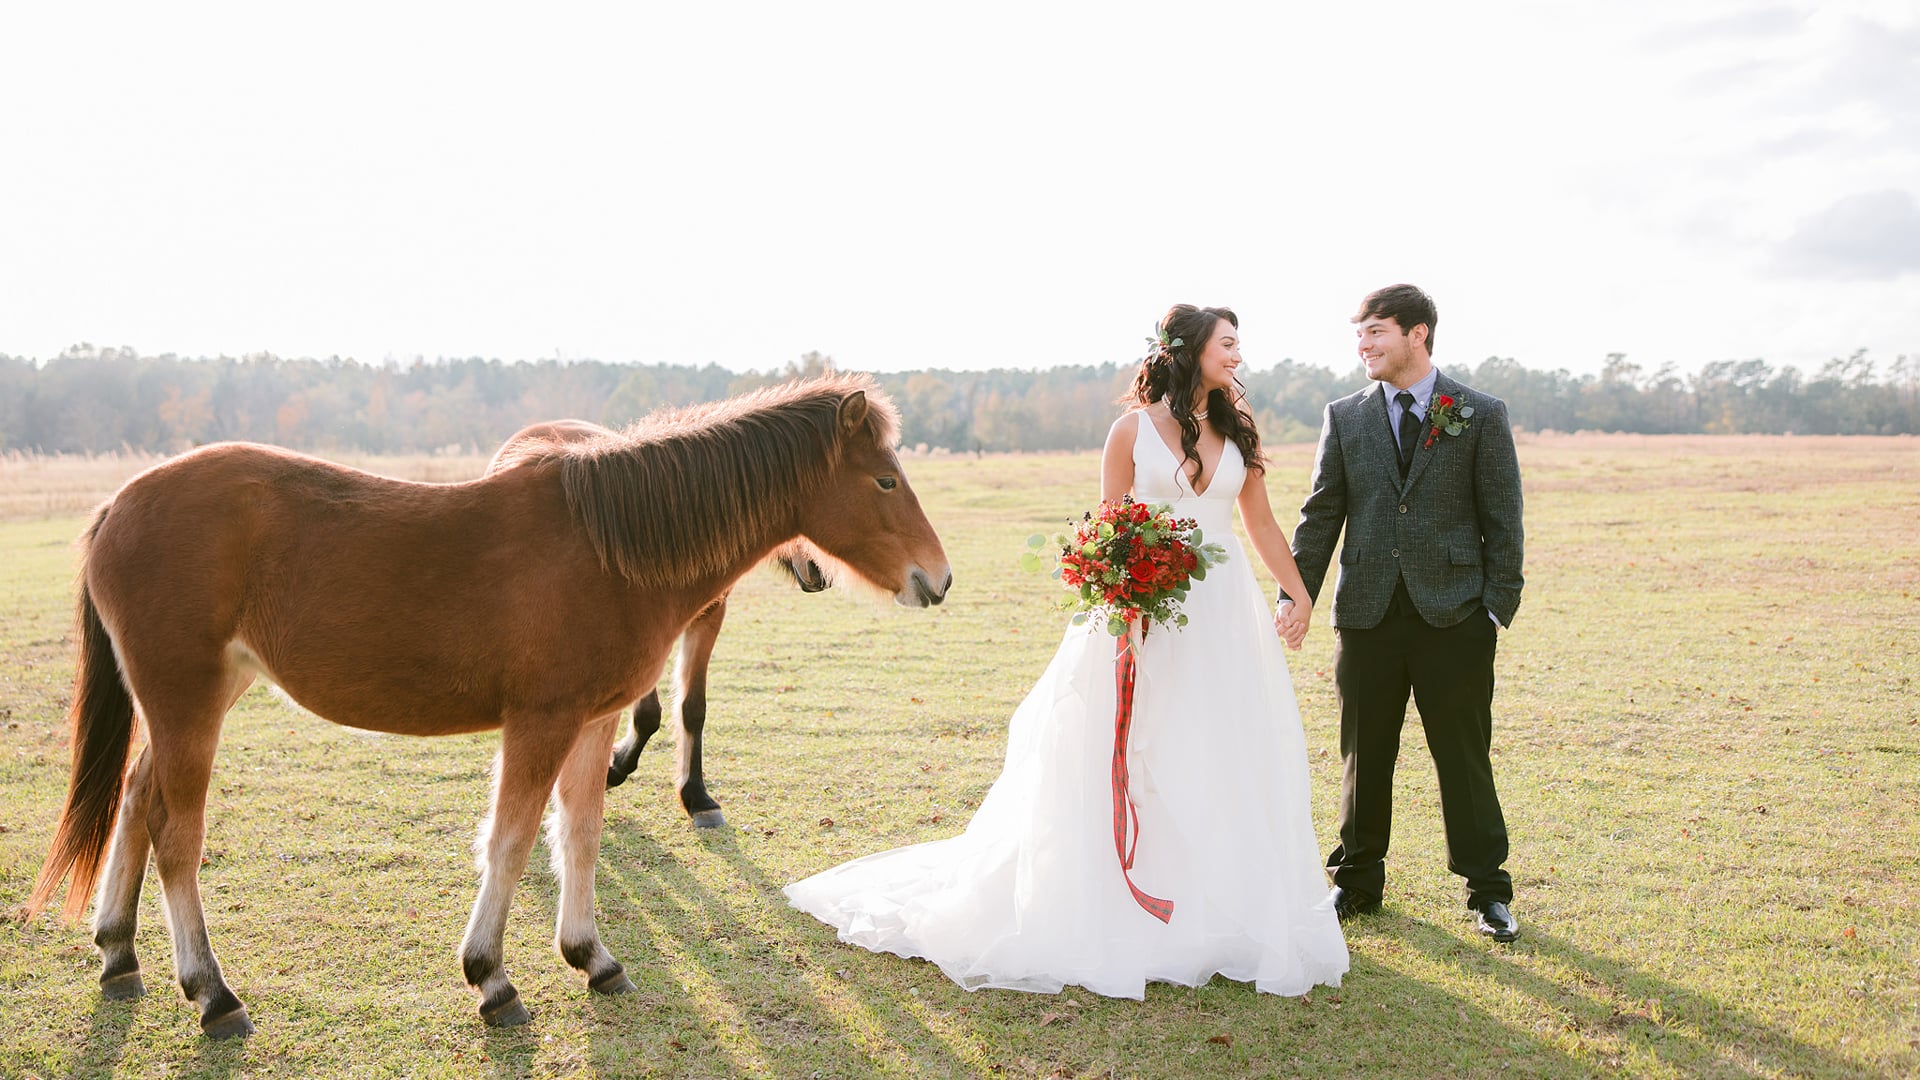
left=84, top=442, right=671, bottom=736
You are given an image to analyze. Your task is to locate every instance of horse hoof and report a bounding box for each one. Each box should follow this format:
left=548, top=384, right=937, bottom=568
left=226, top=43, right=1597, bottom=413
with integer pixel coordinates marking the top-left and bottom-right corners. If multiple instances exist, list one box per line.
left=100, top=970, right=146, bottom=1000
left=605, top=767, right=629, bottom=789
left=201, top=1005, right=255, bottom=1039
left=589, top=968, right=636, bottom=995
left=481, top=991, right=532, bottom=1027
left=689, top=809, right=727, bottom=829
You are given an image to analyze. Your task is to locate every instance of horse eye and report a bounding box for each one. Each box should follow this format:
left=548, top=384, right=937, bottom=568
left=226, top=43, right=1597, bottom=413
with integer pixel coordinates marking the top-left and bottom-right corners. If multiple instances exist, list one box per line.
left=876, top=476, right=898, bottom=491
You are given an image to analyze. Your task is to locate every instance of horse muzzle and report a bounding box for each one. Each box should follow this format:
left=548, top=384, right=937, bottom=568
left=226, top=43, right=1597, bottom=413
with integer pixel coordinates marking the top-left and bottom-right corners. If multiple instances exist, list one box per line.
left=898, top=566, right=952, bottom=607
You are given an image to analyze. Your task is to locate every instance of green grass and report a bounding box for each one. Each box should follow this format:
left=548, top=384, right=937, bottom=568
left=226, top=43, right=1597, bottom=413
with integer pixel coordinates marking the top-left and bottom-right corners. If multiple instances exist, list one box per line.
left=1, top=435, right=1916, bottom=1078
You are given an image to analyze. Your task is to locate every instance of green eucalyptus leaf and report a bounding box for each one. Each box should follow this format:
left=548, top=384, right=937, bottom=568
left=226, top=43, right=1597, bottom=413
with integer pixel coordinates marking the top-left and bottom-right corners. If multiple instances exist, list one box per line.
left=1459, top=405, right=1474, bottom=417
left=1070, top=611, right=1088, bottom=625
left=1446, top=423, right=1464, bottom=436
left=1027, top=533, right=1046, bottom=548
left=1107, top=615, right=1128, bottom=637
left=1170, top=337, right=1183, bottom=347
left=1051, top=566, right=1063, bottom=579
left=1019, top=552, right=1042, bottom=573
left=1176, top=613, right=1189, bottom=627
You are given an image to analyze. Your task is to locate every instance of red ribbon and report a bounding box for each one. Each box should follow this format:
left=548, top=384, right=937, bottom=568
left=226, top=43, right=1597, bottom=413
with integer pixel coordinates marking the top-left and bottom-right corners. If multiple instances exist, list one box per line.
left=1111, top=634, right=1174, bottom=923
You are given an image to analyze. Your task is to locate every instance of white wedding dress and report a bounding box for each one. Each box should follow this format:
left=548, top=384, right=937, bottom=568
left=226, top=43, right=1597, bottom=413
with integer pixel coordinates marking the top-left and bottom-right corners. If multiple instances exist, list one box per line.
left=785, top=416, right=1349, bottom=998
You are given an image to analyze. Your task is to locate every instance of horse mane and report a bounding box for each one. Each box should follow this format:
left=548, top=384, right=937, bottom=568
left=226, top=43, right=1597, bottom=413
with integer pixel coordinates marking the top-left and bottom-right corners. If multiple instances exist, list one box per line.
left=547, top=374, right=900, bottom=588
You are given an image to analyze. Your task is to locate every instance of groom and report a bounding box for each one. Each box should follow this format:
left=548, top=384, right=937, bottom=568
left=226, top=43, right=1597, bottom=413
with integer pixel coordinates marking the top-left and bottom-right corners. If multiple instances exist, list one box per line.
left=1279, top=284, right=1524, bottom=941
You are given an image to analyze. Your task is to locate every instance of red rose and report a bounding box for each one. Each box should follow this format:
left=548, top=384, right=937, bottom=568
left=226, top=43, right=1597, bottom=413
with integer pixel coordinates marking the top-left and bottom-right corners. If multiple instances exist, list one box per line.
left=1129, top=560, right=1155, bottom=583
left=1438, top=394, right=1454, bottom=408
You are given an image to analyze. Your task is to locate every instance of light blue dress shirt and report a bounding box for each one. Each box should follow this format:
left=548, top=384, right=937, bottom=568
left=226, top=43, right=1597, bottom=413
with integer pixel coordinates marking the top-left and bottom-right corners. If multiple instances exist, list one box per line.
left=1381, top=366, right=1440, bottom=457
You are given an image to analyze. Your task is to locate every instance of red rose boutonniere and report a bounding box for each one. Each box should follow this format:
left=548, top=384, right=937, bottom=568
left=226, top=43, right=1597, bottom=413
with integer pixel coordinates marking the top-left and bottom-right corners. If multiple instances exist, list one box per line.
left=1423, top=394, right=1475, bottom=449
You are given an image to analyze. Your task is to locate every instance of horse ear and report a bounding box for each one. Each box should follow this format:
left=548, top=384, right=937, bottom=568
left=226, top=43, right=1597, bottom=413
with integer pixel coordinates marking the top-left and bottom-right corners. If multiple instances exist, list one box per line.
left=837, top=390, right=869, bottom=434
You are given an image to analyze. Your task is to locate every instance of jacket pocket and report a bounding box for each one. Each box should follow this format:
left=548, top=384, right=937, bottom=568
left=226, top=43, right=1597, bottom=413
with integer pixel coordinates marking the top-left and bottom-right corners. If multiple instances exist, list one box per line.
left=1448, top=542, right=1482, bottom=566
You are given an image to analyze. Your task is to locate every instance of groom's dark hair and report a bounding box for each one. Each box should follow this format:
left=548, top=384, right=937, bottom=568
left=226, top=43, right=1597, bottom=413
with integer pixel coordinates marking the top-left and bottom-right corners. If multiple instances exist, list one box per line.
left=1352, top=284, right=1438, bottom=356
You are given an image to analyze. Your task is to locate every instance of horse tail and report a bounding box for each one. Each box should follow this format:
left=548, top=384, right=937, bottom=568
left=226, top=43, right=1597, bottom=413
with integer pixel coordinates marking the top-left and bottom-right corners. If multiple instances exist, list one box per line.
left=24, top=508, right=136, bottom=923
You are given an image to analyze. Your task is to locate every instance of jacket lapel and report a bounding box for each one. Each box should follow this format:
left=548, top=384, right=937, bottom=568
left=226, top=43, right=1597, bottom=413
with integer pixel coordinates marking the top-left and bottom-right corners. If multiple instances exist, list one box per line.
left=1399, top=371, right=1458, bottom=496
left=1361, top=382, right=1402, bottom=493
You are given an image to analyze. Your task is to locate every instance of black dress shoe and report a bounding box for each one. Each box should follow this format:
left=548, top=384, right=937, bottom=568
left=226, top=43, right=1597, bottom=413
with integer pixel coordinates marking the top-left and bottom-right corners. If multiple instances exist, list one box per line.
left=1330, top=886, right=1381, bottom=922
left=1473, top=901, right=1519, bottom=942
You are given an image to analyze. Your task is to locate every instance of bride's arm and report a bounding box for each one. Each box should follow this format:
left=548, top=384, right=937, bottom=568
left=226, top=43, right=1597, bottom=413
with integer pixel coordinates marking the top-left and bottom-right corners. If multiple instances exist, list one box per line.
left=1238, top=471, right=1312, bottom=647
left=1100, top=411, right=1138, bottom=502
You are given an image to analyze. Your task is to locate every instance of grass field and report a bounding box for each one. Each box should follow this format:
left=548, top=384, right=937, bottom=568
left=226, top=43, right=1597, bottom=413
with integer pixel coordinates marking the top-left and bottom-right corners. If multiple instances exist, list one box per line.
left=1, top=435, right=1916, bottom=1079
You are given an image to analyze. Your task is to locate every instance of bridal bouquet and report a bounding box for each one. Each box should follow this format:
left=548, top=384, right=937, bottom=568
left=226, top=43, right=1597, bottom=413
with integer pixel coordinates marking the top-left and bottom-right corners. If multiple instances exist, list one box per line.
left=1022, top=496, right=1228, bottom=637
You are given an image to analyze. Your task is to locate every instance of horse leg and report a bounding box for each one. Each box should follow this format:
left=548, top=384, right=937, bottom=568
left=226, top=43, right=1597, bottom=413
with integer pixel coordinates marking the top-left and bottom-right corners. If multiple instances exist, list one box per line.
left=142, top=673, right=255, bottom=1039
left=673, top=597, right=726, bottom=828
left=92, top=745, right=155, bottom=1000
left=459, top=723, right=570, bottom=1027
left=605, top=690, right=662, bottom=789
left=549, top=712, right=634, bottom=994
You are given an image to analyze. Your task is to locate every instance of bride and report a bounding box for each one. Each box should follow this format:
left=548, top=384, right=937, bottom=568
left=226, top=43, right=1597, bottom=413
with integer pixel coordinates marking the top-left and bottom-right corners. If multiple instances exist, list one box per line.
left=786, top=305, right=1349, bottom=998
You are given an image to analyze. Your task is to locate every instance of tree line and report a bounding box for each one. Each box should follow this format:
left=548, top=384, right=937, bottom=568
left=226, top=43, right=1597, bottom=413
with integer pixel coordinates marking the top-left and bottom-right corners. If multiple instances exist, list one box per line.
left=1, top=345, right=1915, bottom=456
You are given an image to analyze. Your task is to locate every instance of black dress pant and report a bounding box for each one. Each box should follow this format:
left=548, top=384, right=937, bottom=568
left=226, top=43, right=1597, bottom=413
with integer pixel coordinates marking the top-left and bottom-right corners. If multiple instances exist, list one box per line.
left=1326, top=580, right=1512, bottom=907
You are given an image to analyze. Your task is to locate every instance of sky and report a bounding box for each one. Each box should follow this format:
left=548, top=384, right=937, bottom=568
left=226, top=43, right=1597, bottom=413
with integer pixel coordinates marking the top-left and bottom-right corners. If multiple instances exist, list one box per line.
left=2, top=1, right=1915, bottom=380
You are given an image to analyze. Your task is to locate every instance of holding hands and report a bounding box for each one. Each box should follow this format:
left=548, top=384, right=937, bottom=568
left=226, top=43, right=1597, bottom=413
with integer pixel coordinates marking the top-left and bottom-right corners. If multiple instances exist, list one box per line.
left=1274, top=597, right=1310, bottom=651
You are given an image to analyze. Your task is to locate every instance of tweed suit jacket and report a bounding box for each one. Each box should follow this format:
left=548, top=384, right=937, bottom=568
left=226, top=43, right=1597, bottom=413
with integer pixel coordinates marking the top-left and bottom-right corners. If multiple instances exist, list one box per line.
left=1287, top=371, right=1524, bottom=630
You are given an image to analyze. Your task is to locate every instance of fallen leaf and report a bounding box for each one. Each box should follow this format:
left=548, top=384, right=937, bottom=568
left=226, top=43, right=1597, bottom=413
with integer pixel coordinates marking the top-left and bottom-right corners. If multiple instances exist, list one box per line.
left=1843, top=927, right=1857, bottom=940
left=1039, top=1012, right=1067, bottom=1027
left=668, top=1038, right=687, bottom=1051
left=818, top=817, right=835, bottom=827
left=1207, top=1034, right=1233, bottom=1046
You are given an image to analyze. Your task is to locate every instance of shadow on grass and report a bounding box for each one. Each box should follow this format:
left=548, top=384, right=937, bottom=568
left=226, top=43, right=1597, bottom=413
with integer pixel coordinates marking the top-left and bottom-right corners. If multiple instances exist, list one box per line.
left=184, top=1030, right=245, bottom=1080
left=592, top=822, right=980, bottom=1078
left=64, top=994, right=136, bottom=1080
left=1393, top=916, right=1867, bottom=1077
left=593, top=818, right=1607, bottom=1078
left=479, top=1022, right=543, bottom=1080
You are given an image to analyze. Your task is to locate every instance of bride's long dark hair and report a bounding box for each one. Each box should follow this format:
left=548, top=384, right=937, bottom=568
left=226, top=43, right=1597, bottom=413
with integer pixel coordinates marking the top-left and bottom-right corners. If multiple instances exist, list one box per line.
left=1123, top=304, right=1265, bottom=488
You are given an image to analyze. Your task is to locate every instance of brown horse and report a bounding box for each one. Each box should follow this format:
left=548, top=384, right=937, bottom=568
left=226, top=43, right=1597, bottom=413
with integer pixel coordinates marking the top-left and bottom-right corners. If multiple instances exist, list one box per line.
left=24, top=375, right=950, bottom=1037
left=487, top=419, right=832, bottom=827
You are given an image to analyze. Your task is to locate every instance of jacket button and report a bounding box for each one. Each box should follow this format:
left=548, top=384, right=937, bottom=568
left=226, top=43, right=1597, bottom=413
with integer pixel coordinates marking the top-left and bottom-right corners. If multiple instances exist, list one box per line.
left=1391, top=549, right=1400, bottom=558
left=1398, top=504, right=1408, bottom=514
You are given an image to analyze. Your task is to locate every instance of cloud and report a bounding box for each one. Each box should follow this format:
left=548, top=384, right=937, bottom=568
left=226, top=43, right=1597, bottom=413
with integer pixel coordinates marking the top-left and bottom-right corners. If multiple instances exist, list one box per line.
left=1640, top=3, right=1809, bottom=49
left=1774, top=189, right=1920, bottom=279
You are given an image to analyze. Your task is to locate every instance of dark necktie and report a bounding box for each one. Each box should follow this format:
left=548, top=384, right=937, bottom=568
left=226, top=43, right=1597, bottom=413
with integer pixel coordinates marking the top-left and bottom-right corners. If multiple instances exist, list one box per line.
left=1395, top=391, right=1420, bottom=478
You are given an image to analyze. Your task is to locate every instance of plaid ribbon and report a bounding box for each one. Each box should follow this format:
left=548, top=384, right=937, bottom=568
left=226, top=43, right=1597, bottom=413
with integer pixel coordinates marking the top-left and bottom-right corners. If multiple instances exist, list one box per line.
left=1112, top=634, right=1174, bottom=923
